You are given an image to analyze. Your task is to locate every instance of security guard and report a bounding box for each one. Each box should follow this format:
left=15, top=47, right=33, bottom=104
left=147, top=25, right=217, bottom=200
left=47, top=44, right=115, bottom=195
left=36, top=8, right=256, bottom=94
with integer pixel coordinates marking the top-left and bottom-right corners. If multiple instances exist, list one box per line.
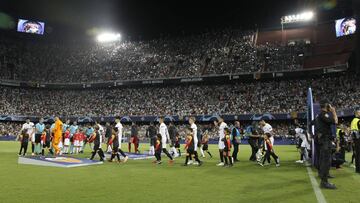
left=351, top=109, right=360, bottom=173
left=315, top=100, right=338, bottom=189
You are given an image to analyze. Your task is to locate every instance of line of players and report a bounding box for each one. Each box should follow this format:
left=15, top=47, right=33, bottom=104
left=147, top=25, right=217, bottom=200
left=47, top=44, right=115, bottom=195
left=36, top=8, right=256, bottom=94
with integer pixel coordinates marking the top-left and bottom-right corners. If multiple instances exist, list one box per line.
left=17, top=116, right=281, bottom=167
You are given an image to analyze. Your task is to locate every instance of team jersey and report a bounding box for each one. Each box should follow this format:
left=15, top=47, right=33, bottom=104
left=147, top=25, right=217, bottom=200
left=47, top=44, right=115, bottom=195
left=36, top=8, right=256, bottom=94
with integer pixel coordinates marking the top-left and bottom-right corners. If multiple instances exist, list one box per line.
left=262, top=123, right=273, bottom=134
left=223, top=135, right=232, bottom=150
left=22, top=122, right=34, bottom=135
left=218, top=122, right=228, bottom=143
left=97, top=124, right=104, bottom=136
left=185, top=135, right=194, bottom=150
left=112, top=134, right=119, bottom=148
left=70, top=125, right=78, bottom=135
left=115, top=122, right=123, bottom=143
left=62, top=123, right=69, bottom=133
left=159, top=123, right=169, bottom=141
left=155, top=139, right=162, bottom=151
left=64, top=131, right=70, bottom=139
left=191, top=123, right=198, bottom=146
left=35, top=123, right=45, bottom=134
left=85, top=127, right=94, bottom=137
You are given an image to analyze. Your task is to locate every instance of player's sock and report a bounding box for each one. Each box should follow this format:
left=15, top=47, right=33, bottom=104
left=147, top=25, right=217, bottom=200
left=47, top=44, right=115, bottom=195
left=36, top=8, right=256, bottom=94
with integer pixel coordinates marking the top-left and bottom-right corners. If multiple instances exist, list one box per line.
left=224, top=156, right=228, bottom=165
left=116, top=153, right=121, bottom=161
left=178, top=149, right=181, bottom=156
left=200, top=148, right=205, bottom=157
left=42, top=149, right=44, bottom=156
left=185, top=155, right=189, bottom=165
left=98, top=149, right=105, bottom=161
left=128, top=143, right=131, bottom=152
left=229, top=156, right=233, bottom=165
left=194, top=152, right=201, bottom=163
left=110, top=153, right=115, bottom=161
left=135, top=143, right=139, bottom=153
left=31, top=143, right=35, bottom=153
left=23, top=145, right=28, bottom=156
left=219, top=150, right=224, bottom=163
left=162, top=149, right=173, bottom=160
left=19, top=146, right=23, bottom=155
left=119, top=149, right=127, bottom=157
left=207, top=151, right=213, bottom=157
left=90, top=151, right=96, bottom=160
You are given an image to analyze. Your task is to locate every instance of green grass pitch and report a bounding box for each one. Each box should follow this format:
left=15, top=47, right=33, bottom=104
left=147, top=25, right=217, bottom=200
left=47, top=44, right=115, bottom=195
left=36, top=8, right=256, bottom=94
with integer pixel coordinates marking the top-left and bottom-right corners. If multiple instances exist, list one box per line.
left=0, top=141, right=359, bottom=203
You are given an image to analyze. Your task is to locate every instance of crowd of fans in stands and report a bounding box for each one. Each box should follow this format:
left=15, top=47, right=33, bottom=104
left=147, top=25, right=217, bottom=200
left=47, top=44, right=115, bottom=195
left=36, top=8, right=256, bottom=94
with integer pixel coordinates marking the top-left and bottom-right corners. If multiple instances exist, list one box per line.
left=0, top=74, right=359, bottom=118
left=0, top=30, right=307, bottom=83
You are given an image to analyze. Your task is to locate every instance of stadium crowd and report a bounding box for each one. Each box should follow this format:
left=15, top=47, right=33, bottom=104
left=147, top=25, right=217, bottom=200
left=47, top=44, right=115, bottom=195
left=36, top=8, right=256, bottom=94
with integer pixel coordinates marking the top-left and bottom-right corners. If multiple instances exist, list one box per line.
left=0, top=74, right=359, bottom=118
left=0, top=30, right=307, bottom=83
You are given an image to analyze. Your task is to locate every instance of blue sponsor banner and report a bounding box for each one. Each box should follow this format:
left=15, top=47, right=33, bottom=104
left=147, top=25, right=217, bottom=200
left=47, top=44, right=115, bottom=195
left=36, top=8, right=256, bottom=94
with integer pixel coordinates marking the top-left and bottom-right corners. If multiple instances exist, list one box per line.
left=0, top=108, right=356, bottom=124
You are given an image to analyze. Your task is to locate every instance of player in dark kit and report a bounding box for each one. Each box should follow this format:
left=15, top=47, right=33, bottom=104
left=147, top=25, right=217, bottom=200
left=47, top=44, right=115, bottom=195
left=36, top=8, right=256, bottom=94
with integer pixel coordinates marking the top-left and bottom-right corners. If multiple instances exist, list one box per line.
left=41, top=124, right=53, bottom=156
left=175, top=134, right=181, bottom=157
left=108, top=127, right=128, bottom=163
left=201, top=130, right=212, bottom=158
left=153, top=134, right=162, bottom=164
left=183, top=127, right=202, bottom=166
left=89, top=125, right=105, bottom=161
left=18, top=129, right=29, bottom=156
left=223, top=128, right=233, bottom=167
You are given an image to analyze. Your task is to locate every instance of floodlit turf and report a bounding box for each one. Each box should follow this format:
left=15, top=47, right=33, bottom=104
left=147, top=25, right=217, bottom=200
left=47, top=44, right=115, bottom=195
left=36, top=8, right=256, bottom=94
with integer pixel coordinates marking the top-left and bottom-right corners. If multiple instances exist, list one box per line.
left=0, top=141, right=359, bottom=203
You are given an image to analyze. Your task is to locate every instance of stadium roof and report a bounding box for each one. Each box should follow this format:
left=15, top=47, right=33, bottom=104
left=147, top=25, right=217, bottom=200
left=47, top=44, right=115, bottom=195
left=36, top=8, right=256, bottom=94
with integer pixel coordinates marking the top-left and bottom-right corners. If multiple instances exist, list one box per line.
left=0, top=0, right=355, bottom=41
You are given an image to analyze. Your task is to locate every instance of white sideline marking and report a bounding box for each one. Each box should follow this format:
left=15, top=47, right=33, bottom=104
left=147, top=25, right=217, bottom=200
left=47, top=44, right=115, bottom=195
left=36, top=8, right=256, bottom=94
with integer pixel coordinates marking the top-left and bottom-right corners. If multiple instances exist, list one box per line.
left=306, top=167, right=327, bottom=203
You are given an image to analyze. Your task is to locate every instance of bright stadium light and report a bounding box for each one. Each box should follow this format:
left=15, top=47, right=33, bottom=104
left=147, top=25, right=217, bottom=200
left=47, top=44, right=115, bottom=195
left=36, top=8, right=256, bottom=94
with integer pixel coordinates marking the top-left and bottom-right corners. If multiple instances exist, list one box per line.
left=281, top=11, right=315, bottom=24
left=96, top=32, right=121, bottom=43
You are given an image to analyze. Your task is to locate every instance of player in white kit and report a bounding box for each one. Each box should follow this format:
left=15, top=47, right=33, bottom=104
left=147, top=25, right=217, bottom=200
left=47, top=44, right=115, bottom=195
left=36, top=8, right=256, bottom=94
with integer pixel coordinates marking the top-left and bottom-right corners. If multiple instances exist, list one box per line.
left=159, top=117, right=174, bottom=163
left=20, top=118, right=35, bottom=156
left=214, top=117, right=228, bottom=166
left=115, top=118, right=128, bottom=162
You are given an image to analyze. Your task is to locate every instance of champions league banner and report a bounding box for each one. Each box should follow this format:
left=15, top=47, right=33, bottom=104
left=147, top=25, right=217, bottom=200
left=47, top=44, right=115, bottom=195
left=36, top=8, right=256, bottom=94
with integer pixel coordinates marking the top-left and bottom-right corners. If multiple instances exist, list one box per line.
left=0, top=113, right=303, bottom=123
left=0, top=108, right=355, bottom=124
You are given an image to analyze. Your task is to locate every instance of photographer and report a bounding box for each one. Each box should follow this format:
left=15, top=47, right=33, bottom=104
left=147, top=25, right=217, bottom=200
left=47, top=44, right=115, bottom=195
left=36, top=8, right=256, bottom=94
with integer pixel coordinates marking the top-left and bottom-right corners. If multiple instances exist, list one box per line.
left=351, top=109, right=360, bottom=173
left=315, top=100, right=338, bottom=189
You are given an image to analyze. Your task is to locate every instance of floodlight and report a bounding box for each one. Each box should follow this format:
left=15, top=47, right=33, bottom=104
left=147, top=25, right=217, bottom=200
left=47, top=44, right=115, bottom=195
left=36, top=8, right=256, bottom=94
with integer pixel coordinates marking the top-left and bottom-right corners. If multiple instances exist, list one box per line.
left=96, top=32, right=121, bottom=43
left=281, top=11, right=315, bottom=24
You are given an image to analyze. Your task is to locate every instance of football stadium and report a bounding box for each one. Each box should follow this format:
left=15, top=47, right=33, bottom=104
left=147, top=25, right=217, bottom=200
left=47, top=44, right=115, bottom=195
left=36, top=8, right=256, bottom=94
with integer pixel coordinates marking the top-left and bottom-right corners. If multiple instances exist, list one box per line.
left=0, top=0, right=360, bottom=202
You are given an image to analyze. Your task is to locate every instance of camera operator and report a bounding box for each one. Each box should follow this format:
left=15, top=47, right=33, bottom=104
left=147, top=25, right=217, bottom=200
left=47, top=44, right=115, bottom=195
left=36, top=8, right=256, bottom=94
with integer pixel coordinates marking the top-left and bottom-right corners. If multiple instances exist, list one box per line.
left=315, top=100, right=338, bottom=189
left=351, top=109, right=360, bottom=173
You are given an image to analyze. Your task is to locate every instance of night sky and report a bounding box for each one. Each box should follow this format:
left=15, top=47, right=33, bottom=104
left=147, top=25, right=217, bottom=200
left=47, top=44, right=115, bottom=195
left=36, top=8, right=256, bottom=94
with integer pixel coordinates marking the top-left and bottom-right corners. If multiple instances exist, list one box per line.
left=0, top=0, right=355, bottom=41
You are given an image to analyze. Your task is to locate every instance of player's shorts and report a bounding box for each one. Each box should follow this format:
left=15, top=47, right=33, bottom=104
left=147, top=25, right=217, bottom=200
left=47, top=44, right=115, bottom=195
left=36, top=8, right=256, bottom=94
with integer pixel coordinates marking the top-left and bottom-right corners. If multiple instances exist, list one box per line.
left=93, top=144, right=101, bottom=151
left=162, top=137, right=167, bottom=149
left=35, top=133, right=42, bottom=143
left=218, top=142, right=225, bottom=150
left=74, top=140, right=80, bottom=147
left=80, top=141, right=84, bottom=147
left=175, top=141, right=180, bottom=148
left=64, top=138, right=70, bottom=146
left=202, top=144, right=208, bottom=151
left=58, top=141, right=63, bottom=148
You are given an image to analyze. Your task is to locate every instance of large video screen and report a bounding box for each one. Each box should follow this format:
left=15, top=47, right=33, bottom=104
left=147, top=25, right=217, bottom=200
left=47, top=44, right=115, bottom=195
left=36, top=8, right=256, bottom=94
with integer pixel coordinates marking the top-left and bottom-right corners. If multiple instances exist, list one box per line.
left=335, top=17, right=356, bottom=37
left=17, top=19, right=45, bottom=35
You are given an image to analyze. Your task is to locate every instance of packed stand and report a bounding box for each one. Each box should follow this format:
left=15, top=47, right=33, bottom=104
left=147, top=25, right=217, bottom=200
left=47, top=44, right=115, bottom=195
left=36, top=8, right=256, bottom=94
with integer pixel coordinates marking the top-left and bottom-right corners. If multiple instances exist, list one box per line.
left=0, top=30, right=307, bottom=83
left=0, top=74, right=359, bottom=117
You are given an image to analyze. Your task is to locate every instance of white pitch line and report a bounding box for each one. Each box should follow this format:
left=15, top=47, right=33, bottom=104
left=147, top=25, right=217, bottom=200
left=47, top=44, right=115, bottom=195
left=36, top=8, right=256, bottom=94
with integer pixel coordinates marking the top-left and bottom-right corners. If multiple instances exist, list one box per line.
left=306, top=167, right=327, bottom=203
